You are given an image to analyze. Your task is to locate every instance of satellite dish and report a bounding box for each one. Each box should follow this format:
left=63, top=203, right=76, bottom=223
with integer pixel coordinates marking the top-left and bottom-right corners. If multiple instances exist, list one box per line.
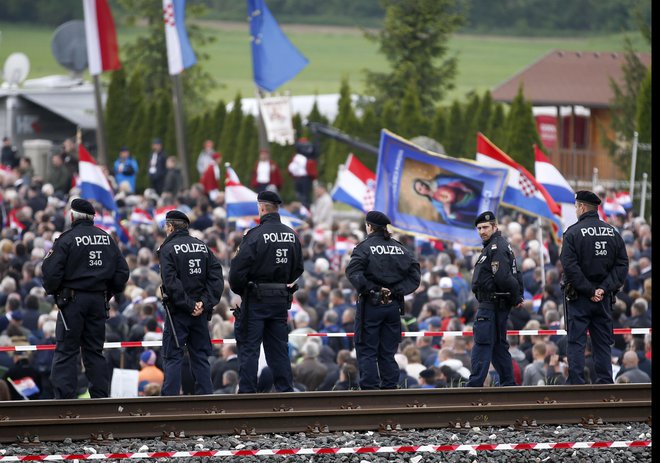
left=411, top=136, right=446, bottom=155
left=3, top=52, right=30, bottom=86
left=51, top=20, right=88, bottom=74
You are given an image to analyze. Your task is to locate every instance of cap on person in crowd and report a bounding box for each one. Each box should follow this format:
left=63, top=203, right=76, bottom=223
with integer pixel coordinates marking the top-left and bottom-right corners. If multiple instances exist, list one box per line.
left=257, top=190, right=282, bottom=205
left=71, top=198, right=95, bottom=216
left=9, top=310, right=22, bottom=321
left=140, top=349, right=157, bottom=366
left=426, top=316, right=441, bottom=327
left=474, top=211, right=496, bottom=226
left=152, top=137, right=162, bottom=145
left=165, top=210, right=190, bottom=224
left=439, top=277, right=453, bottom=289
left=120, top=146, right=129, bottom=152
left=575, top=190, right=601, bottom=206
left=365, top=210, right=391, bottom=227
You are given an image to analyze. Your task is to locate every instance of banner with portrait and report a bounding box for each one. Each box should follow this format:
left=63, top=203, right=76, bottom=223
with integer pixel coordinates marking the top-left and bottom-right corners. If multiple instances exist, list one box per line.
left=374, top=130, right=509, bottom=247
left=258, top=95, right=295, bottom=145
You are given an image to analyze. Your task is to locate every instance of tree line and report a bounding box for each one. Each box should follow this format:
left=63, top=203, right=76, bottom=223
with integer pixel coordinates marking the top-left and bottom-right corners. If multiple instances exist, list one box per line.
left=106, top=66, right=542, bottom=203
left=1, top=0, right=650, bottom=36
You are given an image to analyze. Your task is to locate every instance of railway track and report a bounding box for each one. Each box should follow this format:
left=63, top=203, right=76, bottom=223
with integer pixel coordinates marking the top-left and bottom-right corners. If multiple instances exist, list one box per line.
left=1, top=384, right=650, bottom=444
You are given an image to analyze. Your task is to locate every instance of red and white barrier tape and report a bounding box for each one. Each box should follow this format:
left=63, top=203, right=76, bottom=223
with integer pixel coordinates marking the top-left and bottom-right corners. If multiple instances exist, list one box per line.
left=0, top=328, right=651, bottom=352
left=0, top=440, right=651, bottom=461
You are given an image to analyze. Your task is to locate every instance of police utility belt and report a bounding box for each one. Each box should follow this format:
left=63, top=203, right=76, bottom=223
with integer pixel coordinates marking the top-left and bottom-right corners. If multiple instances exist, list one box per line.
left=363, top=289, right=393, bottom=306
left=476, top=291, right=510, bottom=306
left=56, top=288, right=107, bottom=308
left=248, top=282, right=296, bottom=303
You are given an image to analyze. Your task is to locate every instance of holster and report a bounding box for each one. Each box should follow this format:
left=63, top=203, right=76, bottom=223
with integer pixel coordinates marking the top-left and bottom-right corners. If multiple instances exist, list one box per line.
left=493, top=292, right=511, bottom=311
left=55, top=288, right=75, bottom=308
left=561, top=279, right=578, bottom=301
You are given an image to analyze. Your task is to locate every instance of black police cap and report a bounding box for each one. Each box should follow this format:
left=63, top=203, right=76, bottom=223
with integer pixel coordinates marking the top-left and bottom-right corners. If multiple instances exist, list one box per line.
left=257, top=190, right=282, bottom=204
left=71, top=198, right=95, bottom=216
left=575, top=190, right=601, bottom=206
left=474, top=210, right=496, bottom=226
left=165, top=210, right=190, bottom=224
left=365, top=210, right=391, bottom=227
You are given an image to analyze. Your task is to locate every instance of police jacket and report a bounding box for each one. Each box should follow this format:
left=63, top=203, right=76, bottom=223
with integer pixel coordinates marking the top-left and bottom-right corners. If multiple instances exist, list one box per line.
left=228, top=212, right=304, bottom=296
left=157, top=229, right=224, bottom=316
left=42, top=219, right=129, bottom=295
left=346, top=231, right=421, bottom=297
left=559, top=210, right=628, bottom=297
left=471, top=230, right=523, bottom=305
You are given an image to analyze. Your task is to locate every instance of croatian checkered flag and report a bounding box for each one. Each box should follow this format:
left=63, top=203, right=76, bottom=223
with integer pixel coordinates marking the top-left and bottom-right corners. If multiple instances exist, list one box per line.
left=362, top=179, right=376, bottom=211
left=518, top=169, right=538, bottom=197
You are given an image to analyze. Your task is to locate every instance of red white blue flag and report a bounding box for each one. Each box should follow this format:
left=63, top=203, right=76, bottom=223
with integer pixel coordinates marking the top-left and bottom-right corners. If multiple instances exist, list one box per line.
left=82, top=0, right=121, bottom=75
left=331, top=153, right=376, bottom=213
left=476, top=133, right=562, bottom=239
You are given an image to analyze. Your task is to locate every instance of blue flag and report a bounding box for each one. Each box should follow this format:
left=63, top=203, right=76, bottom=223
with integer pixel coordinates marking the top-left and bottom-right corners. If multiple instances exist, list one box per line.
left=247, top=0, right=309, bottom=92
left=374, top=130, right=509, bottom=247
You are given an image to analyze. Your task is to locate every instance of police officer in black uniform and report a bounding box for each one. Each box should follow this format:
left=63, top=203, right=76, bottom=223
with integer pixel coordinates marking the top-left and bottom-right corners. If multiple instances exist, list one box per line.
left=157, top=210, right=224, bottom=395
left=229, top=191, right=304, bottom=393
left=466, top=211, right=523, bottom=387
left=346, top=211, right=421, bottom=390
left=560, top=191, right=628, bottom=384
left=42, top=198, right=129, bottom=399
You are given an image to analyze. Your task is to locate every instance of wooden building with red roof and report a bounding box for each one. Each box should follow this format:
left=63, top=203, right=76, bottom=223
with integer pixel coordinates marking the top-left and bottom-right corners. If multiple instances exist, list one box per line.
left=491, top=49, right=651, bottom=181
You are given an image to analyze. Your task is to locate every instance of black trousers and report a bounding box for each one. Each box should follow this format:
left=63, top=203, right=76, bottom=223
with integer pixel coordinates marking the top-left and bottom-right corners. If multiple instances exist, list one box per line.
left=50, top=291, right=108, bottom=399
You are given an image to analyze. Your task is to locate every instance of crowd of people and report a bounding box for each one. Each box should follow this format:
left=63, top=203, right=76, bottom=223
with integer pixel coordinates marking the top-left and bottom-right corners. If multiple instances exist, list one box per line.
left=0, top=137, right=652, bottom=400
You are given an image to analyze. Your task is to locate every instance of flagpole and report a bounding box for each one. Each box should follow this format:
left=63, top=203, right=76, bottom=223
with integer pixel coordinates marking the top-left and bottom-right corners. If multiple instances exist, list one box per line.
left=92, top=74, right=108, bottom=167
left=629, top=131, right=638, bottom=200
left=224, top=161, right=233, bottom=268
left=640, top=172, right=648, bottom=219
left=537, top=218, right=546, bottom=290
left=171, top=74, right=190, bottom=189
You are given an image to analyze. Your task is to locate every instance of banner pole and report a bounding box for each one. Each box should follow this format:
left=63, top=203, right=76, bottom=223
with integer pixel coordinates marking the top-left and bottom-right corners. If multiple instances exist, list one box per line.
left=171, top=74, right=190, bottom=189
left=640, top=172, right=648, bottom=219
left=537, top=218, right=546, bottom=290
left=629, top=131, right=638, bottom=199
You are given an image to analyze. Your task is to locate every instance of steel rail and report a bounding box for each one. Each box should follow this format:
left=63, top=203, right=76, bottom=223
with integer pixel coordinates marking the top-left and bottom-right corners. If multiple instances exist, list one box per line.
left=1, top=384, right=650, bottom=444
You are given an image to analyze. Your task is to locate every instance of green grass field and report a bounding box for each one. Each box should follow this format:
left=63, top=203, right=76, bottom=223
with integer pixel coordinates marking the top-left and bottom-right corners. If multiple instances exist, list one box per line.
left=0, top=21, right=650, bottom=105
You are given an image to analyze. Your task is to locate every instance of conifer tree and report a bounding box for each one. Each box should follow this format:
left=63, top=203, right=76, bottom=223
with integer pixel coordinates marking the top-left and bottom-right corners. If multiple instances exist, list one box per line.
left=380, top=100, right=398, bottom=135
left=476, top=91, right=494, bottom=135
left=219, top=94, right=243, bottom=164
left=126, top=102, right=148, bottom=192
left=487, top=103, right=507, bottom=147
left=462, top=92, right=481, bottom=158
left=430, top=106, right=447, bottom=148
left=212, top=100, right=227, bottom=149
left=233, top=114, right=257, bottom=182
left=186, top=113, right=203, bottom=183
left=396, top=80, right=428, bottom=139
left=152, top=93, right=171, bottom=147
left=105, top=68, right=128, bottom=160
left=323, top=79, right=360, bottom=184
left=602, top=37, right=649, bottom=172
left=503, top=85, right=541, bottom=172
left=365, top=0, right=462, bottom=115
left=444, top=100, right=464, bottom=157
left=358, top=105, right=381, bottom=149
